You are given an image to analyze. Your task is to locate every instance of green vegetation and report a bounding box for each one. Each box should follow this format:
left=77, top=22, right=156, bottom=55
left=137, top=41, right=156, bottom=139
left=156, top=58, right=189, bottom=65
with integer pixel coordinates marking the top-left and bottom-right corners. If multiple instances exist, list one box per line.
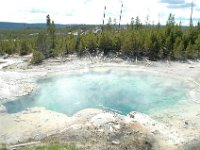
left=0, top=143, right=83, bottom=150
left=21, top=143, right=83, bottom=150
left=0, top=144, right=8, bottom=150
left=0, top=14, right=200, bottom=63
left=31, top=49, right=45, bottom=64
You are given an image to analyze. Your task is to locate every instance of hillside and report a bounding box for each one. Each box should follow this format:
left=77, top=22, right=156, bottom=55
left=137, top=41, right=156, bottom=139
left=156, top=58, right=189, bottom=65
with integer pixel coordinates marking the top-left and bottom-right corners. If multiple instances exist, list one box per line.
left=0, top=22, right=70, bottom=30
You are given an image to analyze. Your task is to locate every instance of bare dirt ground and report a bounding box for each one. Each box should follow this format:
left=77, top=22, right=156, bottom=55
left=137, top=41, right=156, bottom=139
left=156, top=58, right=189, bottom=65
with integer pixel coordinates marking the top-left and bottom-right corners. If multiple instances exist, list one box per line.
left=1, top=55, right=200, bottom=150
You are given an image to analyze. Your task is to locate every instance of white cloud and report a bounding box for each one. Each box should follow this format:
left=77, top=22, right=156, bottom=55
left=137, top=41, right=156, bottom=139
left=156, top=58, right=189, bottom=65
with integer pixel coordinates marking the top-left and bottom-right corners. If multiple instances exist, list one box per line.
left=0, top=0, right=199, bottom=25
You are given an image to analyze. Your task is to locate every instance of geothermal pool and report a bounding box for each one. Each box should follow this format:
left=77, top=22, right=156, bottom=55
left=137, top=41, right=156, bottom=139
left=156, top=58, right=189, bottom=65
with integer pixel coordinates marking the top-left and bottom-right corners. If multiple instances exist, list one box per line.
left=4, top=69, right=188, bottom=116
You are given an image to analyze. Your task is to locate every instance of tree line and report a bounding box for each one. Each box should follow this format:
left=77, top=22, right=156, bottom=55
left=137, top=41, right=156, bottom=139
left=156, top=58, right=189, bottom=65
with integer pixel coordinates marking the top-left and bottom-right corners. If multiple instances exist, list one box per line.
left=0, top=14, right=200, bottom=64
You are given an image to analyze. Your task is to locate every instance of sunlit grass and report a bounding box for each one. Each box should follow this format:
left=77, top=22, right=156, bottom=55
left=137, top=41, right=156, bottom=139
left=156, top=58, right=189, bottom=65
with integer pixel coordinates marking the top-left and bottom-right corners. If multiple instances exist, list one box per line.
left=0, top=143, right=83, bottom=150
left=0, top=144, right=8, bottom=150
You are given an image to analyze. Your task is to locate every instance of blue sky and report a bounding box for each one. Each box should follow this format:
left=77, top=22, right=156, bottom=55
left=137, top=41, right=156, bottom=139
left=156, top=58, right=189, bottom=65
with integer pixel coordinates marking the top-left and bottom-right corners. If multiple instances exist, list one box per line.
left=0, top=0, right=199, bottom=25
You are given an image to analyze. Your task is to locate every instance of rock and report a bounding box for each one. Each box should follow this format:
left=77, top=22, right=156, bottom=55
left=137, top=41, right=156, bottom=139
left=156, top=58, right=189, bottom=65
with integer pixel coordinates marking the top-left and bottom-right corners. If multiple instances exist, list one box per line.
left=185, top=121, right=189, bottom=125
left=0, top=105, right=7, bottom=113
left=152, top=130, right=159, bottom=135
left=112, top=140, right=120, bottom=145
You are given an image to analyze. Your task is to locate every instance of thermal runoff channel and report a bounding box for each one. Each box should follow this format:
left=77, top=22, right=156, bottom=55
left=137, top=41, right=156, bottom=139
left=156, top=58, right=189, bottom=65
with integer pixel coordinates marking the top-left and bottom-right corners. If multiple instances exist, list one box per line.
left=4, top=69, right=188, bottom=116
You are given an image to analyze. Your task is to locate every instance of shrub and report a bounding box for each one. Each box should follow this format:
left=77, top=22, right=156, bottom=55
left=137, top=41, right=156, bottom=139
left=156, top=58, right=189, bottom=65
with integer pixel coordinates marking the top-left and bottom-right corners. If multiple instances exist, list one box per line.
left=31, top=49, right=45, bottom=64
left=20, top=40, right=31, bottom=56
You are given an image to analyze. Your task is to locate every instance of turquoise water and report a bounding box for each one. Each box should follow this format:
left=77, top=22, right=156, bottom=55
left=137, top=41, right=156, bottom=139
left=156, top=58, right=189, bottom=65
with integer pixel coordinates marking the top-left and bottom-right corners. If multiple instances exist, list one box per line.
left=4, top=69, right=187, bottom=116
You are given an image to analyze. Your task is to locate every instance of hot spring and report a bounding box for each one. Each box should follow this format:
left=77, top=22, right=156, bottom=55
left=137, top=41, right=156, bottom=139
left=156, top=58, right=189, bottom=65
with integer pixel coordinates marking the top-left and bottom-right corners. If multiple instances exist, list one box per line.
left=4, top=68, right=188, bottom=116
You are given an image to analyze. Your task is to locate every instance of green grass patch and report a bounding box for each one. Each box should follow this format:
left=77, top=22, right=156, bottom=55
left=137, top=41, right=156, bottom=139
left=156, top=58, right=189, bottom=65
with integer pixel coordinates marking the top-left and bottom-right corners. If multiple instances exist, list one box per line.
left=1, top=142, right=83, bottom=150
left=0, top=144, right=8, bottom=150
left=23, top=143, right=82, bottom=150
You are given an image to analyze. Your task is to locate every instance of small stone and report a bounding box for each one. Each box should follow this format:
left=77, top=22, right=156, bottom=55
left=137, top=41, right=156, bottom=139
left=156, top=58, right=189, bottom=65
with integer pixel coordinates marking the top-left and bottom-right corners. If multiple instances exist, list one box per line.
left=185, top=121, right=189, bottom=125
left=152, top=130, right=159, bottom=135
left=112, top=140, right=120, bottom=145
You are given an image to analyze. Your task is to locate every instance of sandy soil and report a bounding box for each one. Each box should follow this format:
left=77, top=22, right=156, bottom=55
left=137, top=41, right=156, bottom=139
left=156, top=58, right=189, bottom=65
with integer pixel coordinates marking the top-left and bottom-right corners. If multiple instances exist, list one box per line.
left=1, top=55, right=200, bottom=149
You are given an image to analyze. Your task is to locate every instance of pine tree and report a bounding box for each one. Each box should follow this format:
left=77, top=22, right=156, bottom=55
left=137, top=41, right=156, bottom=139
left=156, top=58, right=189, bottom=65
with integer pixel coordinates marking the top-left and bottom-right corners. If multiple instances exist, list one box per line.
left=173, top=37, right=184, bottom=59
left=194, top=35, right=200, bottom=57
left=185, top=42, right=197, bottom=59
left=31, top=49, right=45, bottom=64
left=46, top=14, right=56, bottom=57
left=20, top=40, right=32, bottom=56
left=37, top=31, right=50, bottom=58
left=0, top=38, right=3, bottom=55
left=65, top=34, right=76, bottom=55
left=99, top=31, right=114, bottom=55
left=148, top=31, right=161, bottom=60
